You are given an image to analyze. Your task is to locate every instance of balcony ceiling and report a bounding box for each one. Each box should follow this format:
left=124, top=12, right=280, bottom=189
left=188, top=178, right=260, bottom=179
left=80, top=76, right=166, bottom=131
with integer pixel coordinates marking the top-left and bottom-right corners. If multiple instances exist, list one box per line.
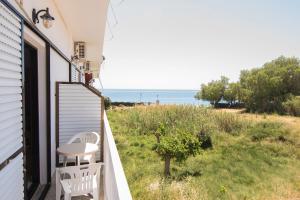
left=54, top=0, right=108, bottom=62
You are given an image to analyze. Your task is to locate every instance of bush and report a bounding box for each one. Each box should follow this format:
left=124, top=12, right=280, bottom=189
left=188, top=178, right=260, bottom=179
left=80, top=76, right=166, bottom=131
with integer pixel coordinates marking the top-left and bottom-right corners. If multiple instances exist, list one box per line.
left=283, top=96, right=300, bottom=116
left=197, top=130, right=213, bottom=149
left=111, top=102, right=144, bottom=107
left=248, top=122, right=284, bottom=141
left=104, top=96, right=112, bottom=110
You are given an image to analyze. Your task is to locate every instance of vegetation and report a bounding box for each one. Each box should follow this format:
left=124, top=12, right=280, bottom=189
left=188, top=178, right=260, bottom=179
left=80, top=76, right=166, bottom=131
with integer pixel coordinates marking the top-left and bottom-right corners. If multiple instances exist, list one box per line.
left=283, top=96, right=300, bottom=116
left=196, top=56, right=300, bottom=114
left=154, top=132, right=201, bottom=176
left=223, top=82, right=242, bottom=105
left=195, top=76, right=229, bottom=106
left=108, top=105, right=300, bottom=200
left=104, top=96, right=112, bottom=110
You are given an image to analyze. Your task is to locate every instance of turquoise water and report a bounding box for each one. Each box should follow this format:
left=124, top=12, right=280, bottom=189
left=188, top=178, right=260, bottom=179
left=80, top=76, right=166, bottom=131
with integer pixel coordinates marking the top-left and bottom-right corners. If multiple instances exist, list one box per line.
left=102, top=89, right=210, bottom=105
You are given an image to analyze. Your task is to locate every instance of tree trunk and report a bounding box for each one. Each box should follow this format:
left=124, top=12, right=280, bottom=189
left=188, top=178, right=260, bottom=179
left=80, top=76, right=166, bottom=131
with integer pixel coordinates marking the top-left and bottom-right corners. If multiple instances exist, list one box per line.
left=164, top=156, right=171, bottom=177
left=155, top=135, right=160, bottom=143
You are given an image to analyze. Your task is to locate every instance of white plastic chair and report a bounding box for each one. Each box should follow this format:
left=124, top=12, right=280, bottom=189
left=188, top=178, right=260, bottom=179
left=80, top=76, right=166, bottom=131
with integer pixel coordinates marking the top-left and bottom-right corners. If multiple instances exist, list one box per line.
left=56, top=163, right=103, bottom=200
left=63, top=132, right=100, bottom=166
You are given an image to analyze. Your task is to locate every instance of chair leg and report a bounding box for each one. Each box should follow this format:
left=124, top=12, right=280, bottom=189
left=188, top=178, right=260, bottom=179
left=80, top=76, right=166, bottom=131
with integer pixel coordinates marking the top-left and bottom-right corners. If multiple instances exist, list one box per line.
left=89, top=154, right=95, bottom=163
left=76, top=156, right=80, bottom=166
left=64, top=193, right=71, bottom=200
left=63, top=156, right=67, bottom=167
left=93, top=188, right=99, bottom=200
left=56, top=170, right=62, bottom=200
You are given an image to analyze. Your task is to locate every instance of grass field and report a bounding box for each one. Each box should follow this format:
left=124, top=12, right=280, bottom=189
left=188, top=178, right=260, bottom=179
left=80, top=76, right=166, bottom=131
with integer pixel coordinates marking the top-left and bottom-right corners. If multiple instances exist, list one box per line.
left=107, top=106, right=300, bottom=200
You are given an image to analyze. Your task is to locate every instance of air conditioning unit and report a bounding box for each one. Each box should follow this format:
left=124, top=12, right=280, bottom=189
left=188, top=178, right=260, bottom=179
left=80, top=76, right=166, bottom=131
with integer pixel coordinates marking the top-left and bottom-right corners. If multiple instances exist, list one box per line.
left=74, top=42, right=86, bottom=60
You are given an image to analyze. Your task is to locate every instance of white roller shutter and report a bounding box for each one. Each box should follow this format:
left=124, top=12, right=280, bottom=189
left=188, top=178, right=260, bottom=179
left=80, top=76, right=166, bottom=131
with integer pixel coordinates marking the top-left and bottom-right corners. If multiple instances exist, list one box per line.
left=0, top=2, right=24, bottom=200
left=0, top=153, right=24, bottom=200
left=71, top=65, right=79, bottom=82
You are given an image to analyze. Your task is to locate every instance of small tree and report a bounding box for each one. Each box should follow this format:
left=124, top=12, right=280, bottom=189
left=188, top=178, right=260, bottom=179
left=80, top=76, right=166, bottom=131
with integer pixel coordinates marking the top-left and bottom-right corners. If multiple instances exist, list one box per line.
left=154, top=132, right=201, bottom=176
left=195, top=76, right=229, bottom=106
left=154, top=122, right=166, bottom=143
left=143, top=110, right=167, bottom=143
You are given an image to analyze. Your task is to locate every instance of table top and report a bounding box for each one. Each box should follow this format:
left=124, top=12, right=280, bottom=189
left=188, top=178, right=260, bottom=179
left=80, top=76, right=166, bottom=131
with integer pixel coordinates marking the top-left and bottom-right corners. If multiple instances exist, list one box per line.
left=57, top=143, right=99, bottom=156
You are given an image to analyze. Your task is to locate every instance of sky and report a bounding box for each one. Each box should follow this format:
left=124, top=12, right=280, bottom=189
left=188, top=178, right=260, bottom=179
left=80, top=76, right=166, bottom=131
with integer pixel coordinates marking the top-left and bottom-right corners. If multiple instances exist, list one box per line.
left=100, top=0, right=300, bottom=90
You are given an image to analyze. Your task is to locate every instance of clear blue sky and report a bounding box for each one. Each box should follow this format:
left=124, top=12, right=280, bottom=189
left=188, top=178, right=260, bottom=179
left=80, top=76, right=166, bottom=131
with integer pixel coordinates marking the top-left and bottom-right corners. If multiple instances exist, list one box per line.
left=100, top=0, right=300, bottom=90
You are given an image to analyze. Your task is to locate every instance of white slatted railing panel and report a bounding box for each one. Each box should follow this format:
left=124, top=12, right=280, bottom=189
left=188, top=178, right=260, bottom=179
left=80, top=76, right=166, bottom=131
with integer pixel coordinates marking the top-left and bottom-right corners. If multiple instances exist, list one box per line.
left=58, top=83, right=102, bottom=162
left=0, top=2, right=23, bottom=164
left=0, top=153, right=24, bottom=200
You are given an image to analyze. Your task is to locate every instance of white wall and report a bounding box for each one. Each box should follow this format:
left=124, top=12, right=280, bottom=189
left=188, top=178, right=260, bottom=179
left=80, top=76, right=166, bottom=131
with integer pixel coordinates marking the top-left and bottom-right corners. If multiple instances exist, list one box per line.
left=8, top=0, right=73, bottom=57
left=50, top=49, right=69, bottom=174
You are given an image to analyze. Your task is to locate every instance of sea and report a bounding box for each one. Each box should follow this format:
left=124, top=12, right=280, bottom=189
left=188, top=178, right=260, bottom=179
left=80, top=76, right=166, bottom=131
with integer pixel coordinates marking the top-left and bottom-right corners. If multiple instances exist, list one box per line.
left=102, top=89, right=210, bottom=105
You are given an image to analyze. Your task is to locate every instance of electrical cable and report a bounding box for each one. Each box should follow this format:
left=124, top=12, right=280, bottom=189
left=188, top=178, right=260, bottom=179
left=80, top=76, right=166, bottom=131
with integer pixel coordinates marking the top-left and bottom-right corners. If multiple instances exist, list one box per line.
left=109, top=1, right=118, bottom=27
left=105, top=20, right=114, bottom=41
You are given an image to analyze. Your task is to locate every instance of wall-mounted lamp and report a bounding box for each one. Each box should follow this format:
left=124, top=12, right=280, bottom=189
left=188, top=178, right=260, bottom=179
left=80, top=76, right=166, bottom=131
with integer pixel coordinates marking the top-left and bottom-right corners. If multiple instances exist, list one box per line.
left=32, top=7, right=55, bottom=28
left=101, top=55, right=106, bottom=64
left=71, top=55, right=80, bottom=63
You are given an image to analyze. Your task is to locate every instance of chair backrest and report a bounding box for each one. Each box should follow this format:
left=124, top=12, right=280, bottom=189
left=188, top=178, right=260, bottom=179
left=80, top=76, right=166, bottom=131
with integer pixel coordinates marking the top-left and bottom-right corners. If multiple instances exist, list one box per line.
left=57, top=163, right=103, bottom=196
left=67, top=132, right=100, bottom=145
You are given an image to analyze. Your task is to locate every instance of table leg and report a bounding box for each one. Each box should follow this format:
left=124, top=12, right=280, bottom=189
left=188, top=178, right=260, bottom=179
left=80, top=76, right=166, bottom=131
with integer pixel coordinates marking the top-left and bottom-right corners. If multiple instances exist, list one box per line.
left=91, top=153, right=96, bottom=163
left=56, top=169, right=62, bottom=200
left=77, top=156, right=80, bottom=165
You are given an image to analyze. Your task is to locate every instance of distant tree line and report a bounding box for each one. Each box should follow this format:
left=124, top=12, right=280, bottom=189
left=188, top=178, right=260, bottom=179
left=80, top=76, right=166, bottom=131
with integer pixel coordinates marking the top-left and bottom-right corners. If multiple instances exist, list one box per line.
left=103, top=96, right=146, bottom=110
left=195, top=56, right=300, bottom=115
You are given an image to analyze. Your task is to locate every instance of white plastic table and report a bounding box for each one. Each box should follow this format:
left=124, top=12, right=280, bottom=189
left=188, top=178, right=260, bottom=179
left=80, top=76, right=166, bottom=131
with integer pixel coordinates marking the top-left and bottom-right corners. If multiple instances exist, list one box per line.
left=57, top=143, right=99, bottom=165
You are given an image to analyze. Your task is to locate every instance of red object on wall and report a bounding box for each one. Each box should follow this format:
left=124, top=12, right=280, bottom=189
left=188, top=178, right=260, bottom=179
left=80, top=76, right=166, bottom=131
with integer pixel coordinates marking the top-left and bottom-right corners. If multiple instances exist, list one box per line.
left=85, top=73, right=93, bottom=85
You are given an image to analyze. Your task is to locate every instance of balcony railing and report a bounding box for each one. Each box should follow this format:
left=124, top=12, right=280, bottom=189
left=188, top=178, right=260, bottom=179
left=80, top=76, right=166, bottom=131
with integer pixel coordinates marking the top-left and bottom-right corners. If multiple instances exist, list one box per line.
left=103, top=113, right=132, bottom=200
left=55, top=82, right=132, bottom=199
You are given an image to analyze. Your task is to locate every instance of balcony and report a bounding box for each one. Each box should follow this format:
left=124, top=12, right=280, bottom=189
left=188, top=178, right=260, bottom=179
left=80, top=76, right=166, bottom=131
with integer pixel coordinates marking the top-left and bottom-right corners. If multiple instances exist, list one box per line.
left=45, top=82, right=132, bottom=200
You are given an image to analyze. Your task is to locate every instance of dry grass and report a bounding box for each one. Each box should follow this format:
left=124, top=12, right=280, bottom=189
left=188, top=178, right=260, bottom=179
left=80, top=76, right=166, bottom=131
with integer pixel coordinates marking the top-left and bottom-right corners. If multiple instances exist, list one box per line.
left=219, top=109, right=300, bottom=145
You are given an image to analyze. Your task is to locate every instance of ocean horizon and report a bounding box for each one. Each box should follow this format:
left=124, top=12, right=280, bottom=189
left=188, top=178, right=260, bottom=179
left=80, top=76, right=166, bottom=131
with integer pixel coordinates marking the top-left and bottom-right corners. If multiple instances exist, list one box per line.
left=102, top=89, right=210, bottom=105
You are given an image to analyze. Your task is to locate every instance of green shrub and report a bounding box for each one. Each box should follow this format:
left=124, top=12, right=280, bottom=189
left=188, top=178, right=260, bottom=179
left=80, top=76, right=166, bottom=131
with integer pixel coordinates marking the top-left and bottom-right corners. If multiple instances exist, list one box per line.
left=131, top=142, right=140, bottom=147
left=104, top=96, right=112, bottom=110
left=248, top=122, right=285, bottom=141
left=283, top=96, right=300, bottom=116
left=197, top=130, right=213, bottom=149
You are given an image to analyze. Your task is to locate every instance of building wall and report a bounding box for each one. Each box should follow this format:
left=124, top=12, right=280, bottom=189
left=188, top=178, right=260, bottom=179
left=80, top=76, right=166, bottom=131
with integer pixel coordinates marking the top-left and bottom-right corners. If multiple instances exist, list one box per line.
left=7, top=0, right=73, bottom=177
left=7, top=0, right=108, bottom=178
left=7, top=0, right=73, bottom=57
left=50, top=49, right=69, bottom=175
